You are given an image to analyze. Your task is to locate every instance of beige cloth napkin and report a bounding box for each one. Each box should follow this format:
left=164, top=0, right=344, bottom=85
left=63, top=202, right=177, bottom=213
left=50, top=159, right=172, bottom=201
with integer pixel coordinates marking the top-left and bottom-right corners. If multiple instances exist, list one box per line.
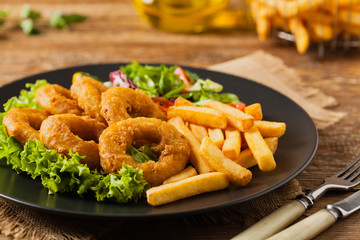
left=0, top=51, right=346, bottom=240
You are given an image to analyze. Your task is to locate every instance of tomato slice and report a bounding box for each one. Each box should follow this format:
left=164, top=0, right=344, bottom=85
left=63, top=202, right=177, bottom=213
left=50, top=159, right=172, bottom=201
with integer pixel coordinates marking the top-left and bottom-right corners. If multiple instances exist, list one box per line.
left=152, top=97, right=174, bottom=114
left=228, top=103, right=246, bottom=111
left=173, top=66, right=192, bottom=86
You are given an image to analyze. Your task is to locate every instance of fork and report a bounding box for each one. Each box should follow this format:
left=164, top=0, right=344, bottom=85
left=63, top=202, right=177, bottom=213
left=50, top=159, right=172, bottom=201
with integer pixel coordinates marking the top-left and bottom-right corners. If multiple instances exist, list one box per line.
left=231, top=157, right=360, bottom=240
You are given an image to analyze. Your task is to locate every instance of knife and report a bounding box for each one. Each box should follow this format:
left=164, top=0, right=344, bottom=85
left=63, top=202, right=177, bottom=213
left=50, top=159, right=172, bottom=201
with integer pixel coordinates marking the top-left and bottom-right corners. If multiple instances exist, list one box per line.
left=266, top=189, right=360, bottom=240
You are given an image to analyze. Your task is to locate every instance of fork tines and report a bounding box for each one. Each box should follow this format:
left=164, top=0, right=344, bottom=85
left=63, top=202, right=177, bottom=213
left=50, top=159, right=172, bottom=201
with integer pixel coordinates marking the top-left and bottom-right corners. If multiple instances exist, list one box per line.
left=336, top=157, right=360, bottom=182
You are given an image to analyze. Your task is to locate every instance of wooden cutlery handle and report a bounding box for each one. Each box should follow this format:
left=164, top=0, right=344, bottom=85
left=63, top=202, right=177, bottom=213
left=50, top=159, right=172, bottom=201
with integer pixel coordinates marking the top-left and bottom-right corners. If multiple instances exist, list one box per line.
left=231, top=200, right=306, bottom=240
left=267, top=209, right=337, bottom=240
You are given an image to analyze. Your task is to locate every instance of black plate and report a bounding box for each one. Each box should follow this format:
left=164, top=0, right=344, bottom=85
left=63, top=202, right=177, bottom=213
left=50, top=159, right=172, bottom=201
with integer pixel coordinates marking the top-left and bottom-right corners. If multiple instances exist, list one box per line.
left=0, top=63, right=318, bottom=218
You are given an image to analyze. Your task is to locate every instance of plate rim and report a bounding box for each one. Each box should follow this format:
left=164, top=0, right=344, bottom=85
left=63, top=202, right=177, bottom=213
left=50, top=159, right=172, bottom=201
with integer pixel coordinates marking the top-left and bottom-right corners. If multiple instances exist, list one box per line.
left=0, top=62, right=319, bottom=219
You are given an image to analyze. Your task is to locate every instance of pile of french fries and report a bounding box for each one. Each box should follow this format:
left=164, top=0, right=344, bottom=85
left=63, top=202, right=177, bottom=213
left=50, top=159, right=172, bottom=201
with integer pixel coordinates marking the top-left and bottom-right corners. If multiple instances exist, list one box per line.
left=146, top=97, right=286, bottom=206
left=250, top=0, right=360, bottom=54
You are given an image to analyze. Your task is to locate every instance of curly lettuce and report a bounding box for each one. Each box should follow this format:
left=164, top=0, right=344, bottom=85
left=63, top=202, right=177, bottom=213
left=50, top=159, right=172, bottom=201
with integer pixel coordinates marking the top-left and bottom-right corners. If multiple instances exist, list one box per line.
left=0, top=80, right=150, bottom=203
left=93, top=163, right=149, bottom=203
left=0, top=80, right=47, bottom=123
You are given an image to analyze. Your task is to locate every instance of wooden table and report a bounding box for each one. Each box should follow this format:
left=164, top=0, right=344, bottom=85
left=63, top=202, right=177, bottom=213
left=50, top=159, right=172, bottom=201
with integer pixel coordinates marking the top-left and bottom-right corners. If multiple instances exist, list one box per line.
left=1, top=0, right=360, bottom=239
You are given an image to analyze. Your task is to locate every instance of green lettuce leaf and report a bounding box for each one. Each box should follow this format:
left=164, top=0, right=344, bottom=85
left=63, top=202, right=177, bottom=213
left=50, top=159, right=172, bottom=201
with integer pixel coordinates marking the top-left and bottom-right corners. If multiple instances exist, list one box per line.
left=0, top=125, right=23, bottom=173
left=0, top=79, right=48, bottom=122
left=185, top=81, right=241, bottom=105
left=126, top=145, right=158, bottom=163
left=92, top=163, right=149, bottom=203
left=186, top=79, right=223, bottom=92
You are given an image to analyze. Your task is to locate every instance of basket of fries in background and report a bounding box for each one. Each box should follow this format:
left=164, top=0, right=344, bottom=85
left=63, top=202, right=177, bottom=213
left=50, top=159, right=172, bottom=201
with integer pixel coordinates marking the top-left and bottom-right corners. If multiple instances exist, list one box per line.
left=250, top=0, right=360, bottom=55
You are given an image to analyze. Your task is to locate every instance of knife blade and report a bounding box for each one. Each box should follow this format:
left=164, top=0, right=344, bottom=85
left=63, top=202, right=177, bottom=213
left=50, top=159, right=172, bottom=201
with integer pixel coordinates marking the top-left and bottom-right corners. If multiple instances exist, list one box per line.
left=326, top=189, right=360, bottom=218
left=266, top=190, right=360, bottom=240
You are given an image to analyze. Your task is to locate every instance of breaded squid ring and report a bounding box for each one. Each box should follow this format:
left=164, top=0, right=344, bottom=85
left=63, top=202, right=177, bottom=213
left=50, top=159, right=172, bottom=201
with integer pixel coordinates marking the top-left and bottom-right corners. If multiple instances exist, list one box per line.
left=40, top=114, right=107, bottom=169
left=99, top=117, right=190, bottom=186
left=35, top=84, right=83, bottom=115
left=100, top=87, right=166, bottom=125
left=70, top=77, right=108, bottom=124
left=3, top=108, right=49, bottom=146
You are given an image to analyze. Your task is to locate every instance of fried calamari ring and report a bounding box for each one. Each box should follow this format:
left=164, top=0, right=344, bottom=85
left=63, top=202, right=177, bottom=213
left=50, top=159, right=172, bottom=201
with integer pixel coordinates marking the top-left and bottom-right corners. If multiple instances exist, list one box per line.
left=70, top=77, right=108, bottom=124
left=40, top=114, right=107, bottom=169
left=100, top=87, right=166, bottom=125
left=35, top=84, right=83, bottom=115
left=3, top=108, right=49, bottom=146
left=99, top=117, right=190, bottom=186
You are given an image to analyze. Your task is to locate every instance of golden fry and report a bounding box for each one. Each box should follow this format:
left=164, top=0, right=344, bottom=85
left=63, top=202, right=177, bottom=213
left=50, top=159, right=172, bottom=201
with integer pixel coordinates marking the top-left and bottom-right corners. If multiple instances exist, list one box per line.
left=257, top=15, right=271, bottom=40
left=208, top=128, right=225, bottom=149
left=147, top=172, right=229, bottom=206
left=174, top=97, right=194, bottom=107
left=339, top=9, right=360, bottom=27
left=235, top=137, right=278, bottom=169
left=168, top=117, right=213, bottom=174
left=276, top=0, right=299, bottom=18
left=167, top=106, right=227, bottom=129
left=163, top=166, right=198, bottom=185
left=288, top=17, right=310, bottom=54
left=245, top=103, right=263, bottom=120
left=310, top=22, right=333, bottom=41
left=244, top=126, right=276, bottom=172
left=189, top=123, right=208, bottom=142
left=254, top=120, right=286, bottom=138
left=199, top=137, right=252, bottom=186
left=204, top=101, right=254, bottom=132
left=222, top=128, right=241, bottom=160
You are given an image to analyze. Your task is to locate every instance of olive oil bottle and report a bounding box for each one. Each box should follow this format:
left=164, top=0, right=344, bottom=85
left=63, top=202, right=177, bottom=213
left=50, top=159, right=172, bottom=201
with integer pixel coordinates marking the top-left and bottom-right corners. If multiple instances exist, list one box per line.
left=132, top=0, right=230, bottom=33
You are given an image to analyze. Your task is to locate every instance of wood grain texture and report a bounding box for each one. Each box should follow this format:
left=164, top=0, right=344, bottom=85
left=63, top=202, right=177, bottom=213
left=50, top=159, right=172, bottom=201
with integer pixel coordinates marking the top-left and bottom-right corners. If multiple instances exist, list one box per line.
left=1, top=0, right=360, bottom=239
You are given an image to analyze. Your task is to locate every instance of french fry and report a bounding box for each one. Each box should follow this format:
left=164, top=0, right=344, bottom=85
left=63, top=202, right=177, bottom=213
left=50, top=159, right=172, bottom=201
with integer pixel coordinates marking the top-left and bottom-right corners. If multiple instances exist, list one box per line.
left=276, top=0, right=299, bottom=18
left=168, top=117, right=213, bottom=174
left=254, top=120, right=286, bottom=138
left=208, top=128, right=225, bottom=149
left=339, top=9, right=360, bottom=27
left=163, top=166, right=198, bottom=185
left=147, top=172, right=229, bottom=206
left=256, top=13, right=271, bottom=40
left=174, top=97, right=194, bottom=107
left=167, top=106, right=227, bottom=129
left=244, top=126, right=276, bottom=172
left=222, top=128, right=241, bottom=160
left=250, top=0, right=260, bottom=21
left=244, top=103, right=263, bottom=120
left=253, top=4, right=274, bottom=40
left=253, top=0, right=360, bottom=54
left=199, top=137, right=252, bottom=186
left=204, top=101, right=254, bottom=132
left=189, top=123, right=208, bottom=142
left=288, top=17, right=310, bottom=54
left=310, top=22, right=334, bottom=41
left=234, top=137, right=278, bottom=168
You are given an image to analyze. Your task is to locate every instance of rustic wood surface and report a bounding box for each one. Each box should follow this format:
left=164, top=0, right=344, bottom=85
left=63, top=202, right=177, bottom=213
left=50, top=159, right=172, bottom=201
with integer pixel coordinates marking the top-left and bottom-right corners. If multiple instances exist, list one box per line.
left=1, top=0, right=360, bottom=239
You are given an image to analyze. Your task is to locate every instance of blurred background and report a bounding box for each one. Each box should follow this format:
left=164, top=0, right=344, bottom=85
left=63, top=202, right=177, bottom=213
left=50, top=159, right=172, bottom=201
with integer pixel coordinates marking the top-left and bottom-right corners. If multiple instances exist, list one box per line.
left=1, top=0, right=360, bottom=87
